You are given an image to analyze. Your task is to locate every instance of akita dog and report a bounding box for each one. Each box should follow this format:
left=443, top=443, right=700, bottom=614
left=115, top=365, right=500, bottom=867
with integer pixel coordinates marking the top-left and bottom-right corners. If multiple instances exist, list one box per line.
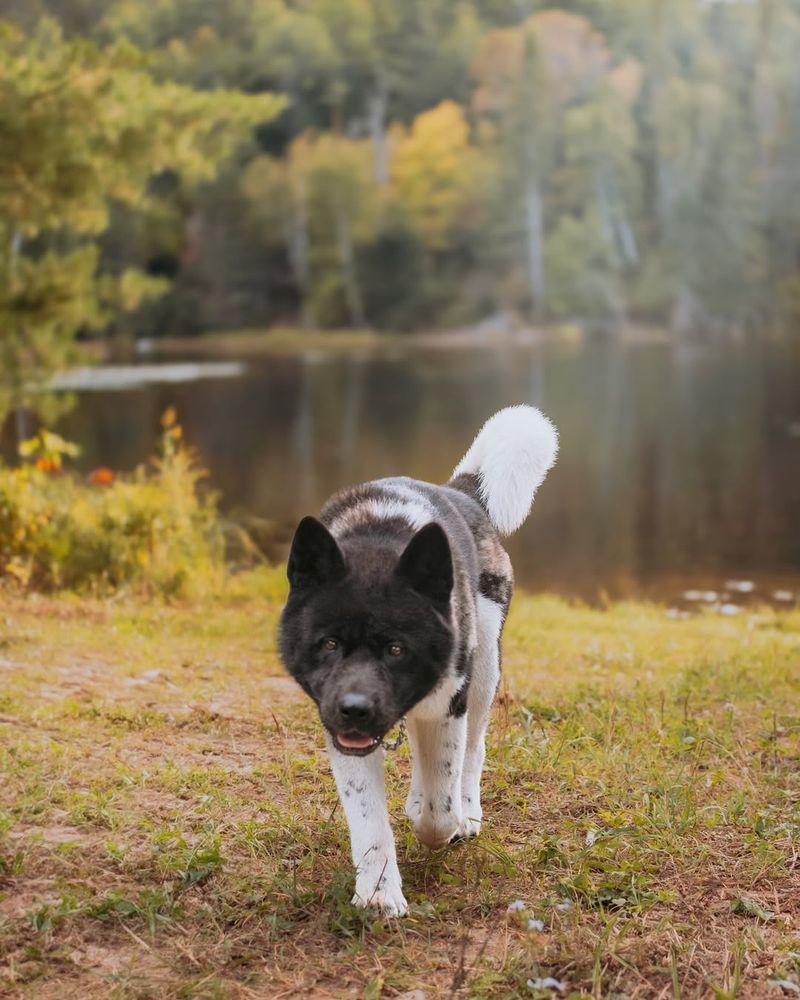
left=279, top=406, right=558, bottom=915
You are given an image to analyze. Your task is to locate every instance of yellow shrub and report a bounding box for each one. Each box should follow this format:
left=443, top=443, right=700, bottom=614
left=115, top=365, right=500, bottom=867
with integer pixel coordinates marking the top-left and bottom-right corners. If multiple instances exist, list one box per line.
left=0, top=416, right=224, bottom=596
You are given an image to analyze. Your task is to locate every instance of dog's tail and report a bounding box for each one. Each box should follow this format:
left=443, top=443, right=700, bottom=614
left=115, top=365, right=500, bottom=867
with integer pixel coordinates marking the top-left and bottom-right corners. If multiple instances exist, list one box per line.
left=448, top=405, right=558, bottom=535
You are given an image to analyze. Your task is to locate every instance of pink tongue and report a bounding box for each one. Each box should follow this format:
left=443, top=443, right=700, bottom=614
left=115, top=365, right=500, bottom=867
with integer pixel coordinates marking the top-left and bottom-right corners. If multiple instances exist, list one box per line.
left=337, top=732, right=374, bottom=749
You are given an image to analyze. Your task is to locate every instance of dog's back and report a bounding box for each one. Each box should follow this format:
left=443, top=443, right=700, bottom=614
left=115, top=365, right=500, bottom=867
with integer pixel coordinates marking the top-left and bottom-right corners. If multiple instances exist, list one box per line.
left=320, top=402, right=559, bottom=605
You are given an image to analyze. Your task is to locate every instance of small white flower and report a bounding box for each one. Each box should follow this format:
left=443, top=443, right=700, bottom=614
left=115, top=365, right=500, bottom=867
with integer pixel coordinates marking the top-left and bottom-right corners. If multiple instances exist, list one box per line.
left=767, top=979, right=800, bottom=995
left=527, top=976, right=567, bottom=993
left=585, top=829, right=598, bottom=846
left=725, top=580, right=754, bottom=593
left=527, top=918, right=545, bottom=932
left=773, top=590, right=794, bottom=602
left=555, top=899, right=573, bottom=912
left=719, top=603, right=741, bottom=616
left=507, top=899, right=526, bottom=913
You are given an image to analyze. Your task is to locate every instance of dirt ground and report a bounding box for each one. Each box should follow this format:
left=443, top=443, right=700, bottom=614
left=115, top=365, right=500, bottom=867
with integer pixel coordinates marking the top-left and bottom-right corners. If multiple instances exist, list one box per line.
left=1, top=585, right=798, bottom=998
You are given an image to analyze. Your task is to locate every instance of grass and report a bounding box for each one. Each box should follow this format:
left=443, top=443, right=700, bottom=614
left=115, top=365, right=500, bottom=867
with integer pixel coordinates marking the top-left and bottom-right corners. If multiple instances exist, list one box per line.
left=135, top=324, right=546, bottom=359
left=1, top=572, right=798, bottom=998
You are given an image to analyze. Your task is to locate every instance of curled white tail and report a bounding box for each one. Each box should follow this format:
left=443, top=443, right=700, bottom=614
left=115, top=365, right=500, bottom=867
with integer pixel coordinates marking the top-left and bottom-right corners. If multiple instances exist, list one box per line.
left=451, top=405, right=558, bottom=534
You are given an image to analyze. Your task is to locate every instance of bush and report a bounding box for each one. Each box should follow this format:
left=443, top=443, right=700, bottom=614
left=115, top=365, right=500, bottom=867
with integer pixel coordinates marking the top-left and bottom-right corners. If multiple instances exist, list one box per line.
left=0, top=411, right=224, bottom=595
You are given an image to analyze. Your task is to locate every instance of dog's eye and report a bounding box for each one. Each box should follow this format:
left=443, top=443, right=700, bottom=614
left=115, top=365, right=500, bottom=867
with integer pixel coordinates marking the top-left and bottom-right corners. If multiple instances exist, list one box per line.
left=322, top=638, right=339, bottom=652
left=387, top=643, right=404, bottom=658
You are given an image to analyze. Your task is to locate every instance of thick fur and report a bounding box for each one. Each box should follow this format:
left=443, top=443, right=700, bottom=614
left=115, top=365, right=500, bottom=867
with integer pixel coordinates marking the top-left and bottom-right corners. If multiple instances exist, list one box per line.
left=279, top=405, right=558, bottom=915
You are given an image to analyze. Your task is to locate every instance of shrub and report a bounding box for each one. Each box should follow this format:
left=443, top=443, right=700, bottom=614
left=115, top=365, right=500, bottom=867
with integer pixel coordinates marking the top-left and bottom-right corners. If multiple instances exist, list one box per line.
left=0, top=411, right=224, bottom=595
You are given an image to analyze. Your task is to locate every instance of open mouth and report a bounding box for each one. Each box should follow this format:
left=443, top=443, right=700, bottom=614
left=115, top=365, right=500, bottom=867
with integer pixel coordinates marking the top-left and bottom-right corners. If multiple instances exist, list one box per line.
left=332, top=731, right=383, bottom=756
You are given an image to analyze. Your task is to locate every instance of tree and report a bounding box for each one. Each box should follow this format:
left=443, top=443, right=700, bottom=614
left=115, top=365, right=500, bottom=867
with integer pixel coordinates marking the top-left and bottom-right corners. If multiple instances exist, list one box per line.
left=390, top=101, right=485, bottom=251
left=472, top=11, right=611, bottom=320
left=8, top=0, right=800, bottom=337
left=0, top=19, right=283, bottom=425
left=243, top=133, right=375, bottom=327
left=562, top=83, right=641, bottom=272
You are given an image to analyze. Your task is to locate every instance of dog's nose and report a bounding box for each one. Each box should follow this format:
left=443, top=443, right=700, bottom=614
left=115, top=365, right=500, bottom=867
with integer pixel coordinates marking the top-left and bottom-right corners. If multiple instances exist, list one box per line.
left=339, top=692, right=373, bottom=727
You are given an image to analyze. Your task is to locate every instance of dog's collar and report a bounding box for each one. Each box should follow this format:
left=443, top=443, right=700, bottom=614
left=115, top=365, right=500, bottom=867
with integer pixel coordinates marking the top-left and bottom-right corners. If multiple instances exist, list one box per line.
left=380, top=717, right=406, bottom=752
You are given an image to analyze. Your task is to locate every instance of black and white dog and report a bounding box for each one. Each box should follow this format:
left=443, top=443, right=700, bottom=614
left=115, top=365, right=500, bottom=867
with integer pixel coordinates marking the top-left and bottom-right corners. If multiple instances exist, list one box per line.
left=279, top=406, right=558, bottom=915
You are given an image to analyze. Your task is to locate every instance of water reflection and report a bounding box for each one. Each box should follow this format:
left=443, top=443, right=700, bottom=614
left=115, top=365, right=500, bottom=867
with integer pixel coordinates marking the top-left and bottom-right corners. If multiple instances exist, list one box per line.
left=58, top=338, right=800, bottom=600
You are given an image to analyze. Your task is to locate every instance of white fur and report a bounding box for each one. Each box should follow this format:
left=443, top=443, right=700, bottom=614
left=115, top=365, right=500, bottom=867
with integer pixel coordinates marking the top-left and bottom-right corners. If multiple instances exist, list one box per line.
left=328, top=483, right=433, bottom=536
left=452, top=405, right=558, bottom=534
left=360, top=498, right=430, bottom=530
left=460, top=595, right=504, bottom=837
left=407, top=671, right=466, bottom=722
left=325, top=736, right=408, bottom=915
left=404, top=713, right=467, bottom=847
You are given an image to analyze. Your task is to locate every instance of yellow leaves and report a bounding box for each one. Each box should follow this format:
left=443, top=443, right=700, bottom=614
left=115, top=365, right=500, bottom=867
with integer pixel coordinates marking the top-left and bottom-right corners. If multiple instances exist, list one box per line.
left=0, top=412, right=222, bottom=595
left=114, top=270, right=170, bottom=312
left=390, top=101, right=484, bottom=249
left=19, top=430, right=80, bottom=472
left=4, top=556, right=33, bottom=588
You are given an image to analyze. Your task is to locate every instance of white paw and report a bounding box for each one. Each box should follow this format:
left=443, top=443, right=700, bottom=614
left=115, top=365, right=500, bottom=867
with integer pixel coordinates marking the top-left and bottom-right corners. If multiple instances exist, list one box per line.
left=452, top=814, right=482, bottom=840
left=353, top=876, right=408, bottom=917
left=412, top=809, right=462, bottom=848
left=452, top=795, right=482, bottom=840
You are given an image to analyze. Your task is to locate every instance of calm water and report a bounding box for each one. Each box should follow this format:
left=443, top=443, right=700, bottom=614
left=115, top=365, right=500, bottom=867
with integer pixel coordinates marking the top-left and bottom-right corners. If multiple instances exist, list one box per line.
left=57, top=337, right=800, bottom=602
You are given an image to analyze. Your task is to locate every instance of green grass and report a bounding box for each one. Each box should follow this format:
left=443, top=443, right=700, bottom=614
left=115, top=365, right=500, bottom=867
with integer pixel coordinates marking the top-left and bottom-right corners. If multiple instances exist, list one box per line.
left=1, top=576, right=798, bottom=998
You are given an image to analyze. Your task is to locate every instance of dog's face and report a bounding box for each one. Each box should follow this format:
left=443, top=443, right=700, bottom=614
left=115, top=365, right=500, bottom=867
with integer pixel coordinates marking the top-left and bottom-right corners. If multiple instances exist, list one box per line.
left=279, top=517, right=454, bottom=755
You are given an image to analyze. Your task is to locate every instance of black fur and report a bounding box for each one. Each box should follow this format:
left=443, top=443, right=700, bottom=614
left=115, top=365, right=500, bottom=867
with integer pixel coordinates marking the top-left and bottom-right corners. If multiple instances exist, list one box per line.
left=478, top=572, right=512, bottom=609
left=279, top=520, right=455, bottom=754
left=280, top=475, right=513, bottom=760
left=448, top=682, right=469, bottom=718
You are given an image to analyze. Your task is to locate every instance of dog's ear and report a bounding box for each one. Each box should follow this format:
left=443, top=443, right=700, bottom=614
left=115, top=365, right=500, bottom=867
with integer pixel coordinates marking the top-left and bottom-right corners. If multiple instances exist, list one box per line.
left=287, top=516, right=346, bottom=589
left=395, top=522, right=453, bottom=606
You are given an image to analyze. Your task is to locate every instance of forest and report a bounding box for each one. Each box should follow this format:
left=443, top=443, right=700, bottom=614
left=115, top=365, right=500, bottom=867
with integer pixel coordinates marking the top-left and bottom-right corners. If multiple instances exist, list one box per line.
left=3, top=0, right=800, bottom=402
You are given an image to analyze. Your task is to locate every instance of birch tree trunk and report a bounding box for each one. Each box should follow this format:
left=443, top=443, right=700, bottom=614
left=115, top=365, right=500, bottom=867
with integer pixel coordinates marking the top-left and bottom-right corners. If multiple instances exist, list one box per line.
left=336, top=212, right=365, bottom=327
left=287, top=195, right=315, bottom=330
left=525, top=178, right=545, bottom=321
left=368, top=76, right=389, bottom=188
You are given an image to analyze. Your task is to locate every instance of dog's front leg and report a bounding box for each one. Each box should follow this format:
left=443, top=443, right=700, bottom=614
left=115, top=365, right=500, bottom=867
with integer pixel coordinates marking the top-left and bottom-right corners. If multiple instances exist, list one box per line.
left=406, top=713, right=467, bottom=847
left=326, top=736, right=407, bottom=916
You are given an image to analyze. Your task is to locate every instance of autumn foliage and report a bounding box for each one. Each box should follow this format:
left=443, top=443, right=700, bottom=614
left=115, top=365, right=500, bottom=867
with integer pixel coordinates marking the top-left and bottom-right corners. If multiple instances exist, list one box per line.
left=0, top=414, right=222, bottom=594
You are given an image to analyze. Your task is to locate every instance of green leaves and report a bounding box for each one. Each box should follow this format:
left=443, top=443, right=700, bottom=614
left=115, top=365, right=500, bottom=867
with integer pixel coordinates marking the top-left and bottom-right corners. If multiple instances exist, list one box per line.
left=0, top=18, right=283, bottom=410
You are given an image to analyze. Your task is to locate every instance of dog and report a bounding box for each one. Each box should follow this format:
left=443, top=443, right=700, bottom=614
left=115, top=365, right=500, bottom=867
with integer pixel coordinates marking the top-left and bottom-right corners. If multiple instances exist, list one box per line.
left=279, top=405, right=558, bottom=915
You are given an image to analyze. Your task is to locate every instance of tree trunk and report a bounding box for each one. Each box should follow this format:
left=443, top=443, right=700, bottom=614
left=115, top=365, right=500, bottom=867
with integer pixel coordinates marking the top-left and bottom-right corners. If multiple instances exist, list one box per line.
left=336, top=212, right=365, bottom=327
left=287, top=197, right=315, bottom=330
left=368, top=76, right=389, bottom=188
left=524, top=178, right=545, bottom=321
left=594, top=170, right=618, bottom=258
left=595, top=169, right=638, bottom=267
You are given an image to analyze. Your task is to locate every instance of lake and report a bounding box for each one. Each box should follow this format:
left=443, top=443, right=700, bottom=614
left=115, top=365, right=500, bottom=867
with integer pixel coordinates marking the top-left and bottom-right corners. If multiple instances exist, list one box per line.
left=57, top=335, right=800, bottom=606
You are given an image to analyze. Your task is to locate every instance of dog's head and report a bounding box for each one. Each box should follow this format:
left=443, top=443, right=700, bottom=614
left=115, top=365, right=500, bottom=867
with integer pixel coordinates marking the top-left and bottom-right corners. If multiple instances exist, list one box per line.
left=278, top=516, right=454, bottom=755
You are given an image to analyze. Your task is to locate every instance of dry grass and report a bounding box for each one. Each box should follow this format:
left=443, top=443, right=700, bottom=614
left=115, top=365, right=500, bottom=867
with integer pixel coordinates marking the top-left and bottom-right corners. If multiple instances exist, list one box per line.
left=1, top=572, right=798, bottom=999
